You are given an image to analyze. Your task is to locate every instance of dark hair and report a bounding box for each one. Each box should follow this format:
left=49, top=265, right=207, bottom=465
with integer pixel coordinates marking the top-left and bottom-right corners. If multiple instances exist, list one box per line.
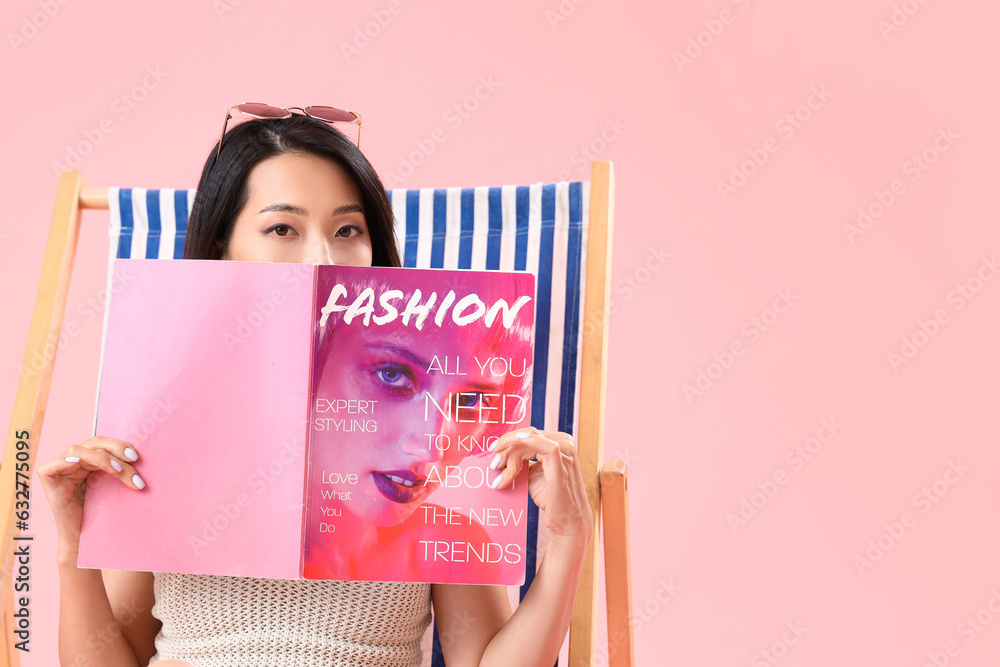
left=184, top=114, right=400, bottom=267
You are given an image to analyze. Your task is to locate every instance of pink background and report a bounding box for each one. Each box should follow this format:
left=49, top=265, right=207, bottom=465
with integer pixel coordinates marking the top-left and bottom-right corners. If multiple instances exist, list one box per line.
left=2, top=1, right=998, bottom=665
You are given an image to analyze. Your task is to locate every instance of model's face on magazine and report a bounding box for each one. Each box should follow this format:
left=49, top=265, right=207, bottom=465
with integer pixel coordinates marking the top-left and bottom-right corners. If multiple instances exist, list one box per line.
left=223, top=152, right=373, bottom=266
left=315, top=323, right=515, bottom=526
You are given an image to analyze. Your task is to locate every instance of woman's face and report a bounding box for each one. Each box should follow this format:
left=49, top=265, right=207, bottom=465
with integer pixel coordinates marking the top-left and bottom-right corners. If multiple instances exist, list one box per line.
left=223, top=152, right=373, bottom=266
left=315, top=322, right=519, bottom=527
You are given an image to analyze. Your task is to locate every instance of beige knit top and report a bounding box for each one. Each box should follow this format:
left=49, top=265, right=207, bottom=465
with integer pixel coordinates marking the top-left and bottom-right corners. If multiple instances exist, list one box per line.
left=147, top=572, right=432, bottom=666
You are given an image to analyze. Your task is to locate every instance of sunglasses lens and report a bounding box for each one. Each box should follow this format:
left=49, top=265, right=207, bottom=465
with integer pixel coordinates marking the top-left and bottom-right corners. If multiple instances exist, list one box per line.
left=304, top=106, right=358, bottom=123
left=237, top=103, right=290, bottom=118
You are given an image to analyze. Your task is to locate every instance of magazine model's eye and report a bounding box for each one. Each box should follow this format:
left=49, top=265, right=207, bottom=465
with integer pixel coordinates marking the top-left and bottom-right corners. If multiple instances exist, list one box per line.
left=373, top=364, right=416, bottom=394
left=454, top=392, right=489, bottom=409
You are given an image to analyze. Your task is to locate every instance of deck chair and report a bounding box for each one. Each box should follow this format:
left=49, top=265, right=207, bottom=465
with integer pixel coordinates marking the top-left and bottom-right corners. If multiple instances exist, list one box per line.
left=1, top=163, right=633, bottom=667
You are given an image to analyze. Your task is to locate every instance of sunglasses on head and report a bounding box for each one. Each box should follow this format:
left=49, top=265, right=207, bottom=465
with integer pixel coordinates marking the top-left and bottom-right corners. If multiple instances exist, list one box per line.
left=214, top=102, right=363, bottom=166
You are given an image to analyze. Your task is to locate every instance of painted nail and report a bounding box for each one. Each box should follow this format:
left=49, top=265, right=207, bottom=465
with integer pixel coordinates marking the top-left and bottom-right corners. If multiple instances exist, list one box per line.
left=124, top=447, right=138, bottom=461
left=490, top=454, right=502, bottom=470
left=132, top=473, right=146, bottom=489
left=488, top=440, right=500, bottom=452
left=516, top=432, right=530, bottom=440
left=65, top=456, right=80, bottom=463
left=110, top=460, right=123, bottom=472
left=490, top=474, right=503, bottom=489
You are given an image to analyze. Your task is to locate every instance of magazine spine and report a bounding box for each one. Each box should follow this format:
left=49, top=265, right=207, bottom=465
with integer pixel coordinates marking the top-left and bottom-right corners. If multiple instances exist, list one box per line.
left=298, top=265, right=319, bottom=578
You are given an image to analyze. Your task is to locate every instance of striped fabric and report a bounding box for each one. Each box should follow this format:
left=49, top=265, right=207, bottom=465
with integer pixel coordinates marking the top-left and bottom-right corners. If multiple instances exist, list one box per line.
left=106, top=181, right=590, bottom=666
left=108, top=187, right=194, bottom=261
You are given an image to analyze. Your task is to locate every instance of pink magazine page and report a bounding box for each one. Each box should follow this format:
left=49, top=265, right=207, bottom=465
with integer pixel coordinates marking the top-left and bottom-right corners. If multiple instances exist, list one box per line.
left=303, top=266, right=535, bottom=584
left=79, top=259, right=316, bottom=579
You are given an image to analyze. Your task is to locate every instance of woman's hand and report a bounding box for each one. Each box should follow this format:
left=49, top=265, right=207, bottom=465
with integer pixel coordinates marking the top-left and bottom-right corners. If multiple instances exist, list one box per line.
left=37, top=436, right=145, bottom=560
left=468, top=429, right=594, bottom=666
left=489, top=428, right=593, bottom=547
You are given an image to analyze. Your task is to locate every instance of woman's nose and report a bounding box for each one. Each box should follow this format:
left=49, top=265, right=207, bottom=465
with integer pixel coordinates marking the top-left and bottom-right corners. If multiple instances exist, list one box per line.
left=399, top=405, right=449, bottom=464
left=400, top=427, right=447, bottom=464
left=303, top=235, right=335, bottom=265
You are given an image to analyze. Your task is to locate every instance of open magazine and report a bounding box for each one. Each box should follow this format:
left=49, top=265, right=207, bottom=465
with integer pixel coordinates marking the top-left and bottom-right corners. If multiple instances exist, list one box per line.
left=78, top=259, right=535, bottom=585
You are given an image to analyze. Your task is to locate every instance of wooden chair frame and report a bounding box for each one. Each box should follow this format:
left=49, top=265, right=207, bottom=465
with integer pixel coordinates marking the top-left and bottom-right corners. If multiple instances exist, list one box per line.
left=0, top=162, right=632, bottom=667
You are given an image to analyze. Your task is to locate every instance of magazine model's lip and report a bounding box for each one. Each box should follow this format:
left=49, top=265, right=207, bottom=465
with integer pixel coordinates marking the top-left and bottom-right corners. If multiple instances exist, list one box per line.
left=380, top=469, right=423, bottom=487
left=372, top=471, right=427, bottom=504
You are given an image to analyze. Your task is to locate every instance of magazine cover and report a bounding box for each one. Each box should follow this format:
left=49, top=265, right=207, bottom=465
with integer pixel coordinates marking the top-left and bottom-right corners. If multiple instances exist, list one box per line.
left=78, top=259, right=534, bottom=585
left=303, top=265, right=535, bottom=584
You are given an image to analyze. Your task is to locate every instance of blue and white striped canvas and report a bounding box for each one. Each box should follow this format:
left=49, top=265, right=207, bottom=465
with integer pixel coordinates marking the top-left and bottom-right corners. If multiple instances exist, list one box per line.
left=108, top=187, right=194, bottom=262
left=105, top=181, right=590, bottom=665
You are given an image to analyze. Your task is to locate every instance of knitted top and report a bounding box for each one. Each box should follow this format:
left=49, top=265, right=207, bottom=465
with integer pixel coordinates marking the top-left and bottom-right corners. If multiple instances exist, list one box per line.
left=147, top=572, right=432, bottom=666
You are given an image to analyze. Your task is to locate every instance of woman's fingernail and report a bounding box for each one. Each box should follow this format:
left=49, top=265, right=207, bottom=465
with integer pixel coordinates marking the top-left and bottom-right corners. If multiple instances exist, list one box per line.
left=132, top=474, right=146, bottom=489
left=516, top=432, right=530, bottom=440
left=110, top=460, right=123, bottom=472
left=124, top=447, right=138, bottom=461
left=490, top=454, right=502, bottom=470
left=490, top=474, right=503, bottom=489
left=65, top=456, right=80, bottom=463
left=488, top=440, right=500, bottom=452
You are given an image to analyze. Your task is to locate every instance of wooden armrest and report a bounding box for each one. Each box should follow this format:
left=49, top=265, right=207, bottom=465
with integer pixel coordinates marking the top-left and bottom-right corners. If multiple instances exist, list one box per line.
left=600, top=460, right=633, bottom=667
left=1, top=170, right=85, bottom=667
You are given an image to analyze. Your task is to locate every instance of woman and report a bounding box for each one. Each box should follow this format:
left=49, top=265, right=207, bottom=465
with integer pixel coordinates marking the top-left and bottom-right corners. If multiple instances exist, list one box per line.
left=39, top=107, right=592, bottom=666
left=305, top=269, right=535, bottom=584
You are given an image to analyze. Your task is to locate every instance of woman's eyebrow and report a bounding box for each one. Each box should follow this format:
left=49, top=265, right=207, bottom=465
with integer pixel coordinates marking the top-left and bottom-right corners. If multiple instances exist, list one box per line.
left=333, top=203, right=364, bottom=216
left=257, top=203, right=364, bottom=216
left=465, top=381, right=504, bottom=392
left=259, top=202, right=307, bottom=215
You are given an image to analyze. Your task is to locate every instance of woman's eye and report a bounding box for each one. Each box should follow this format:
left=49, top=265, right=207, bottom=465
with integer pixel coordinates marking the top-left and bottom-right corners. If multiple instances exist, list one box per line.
left=456, top=392, right=484, bottom=409
left=336, top=225, right=363, bottom=238
left=266, top=224, right=293, bottom=237
left=374, top=365, right=415, bottom=393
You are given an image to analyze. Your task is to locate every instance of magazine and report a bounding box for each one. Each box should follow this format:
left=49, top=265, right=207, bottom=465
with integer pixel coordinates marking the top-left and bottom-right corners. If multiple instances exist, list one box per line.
left=78, top=259, right=535, bottom=585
